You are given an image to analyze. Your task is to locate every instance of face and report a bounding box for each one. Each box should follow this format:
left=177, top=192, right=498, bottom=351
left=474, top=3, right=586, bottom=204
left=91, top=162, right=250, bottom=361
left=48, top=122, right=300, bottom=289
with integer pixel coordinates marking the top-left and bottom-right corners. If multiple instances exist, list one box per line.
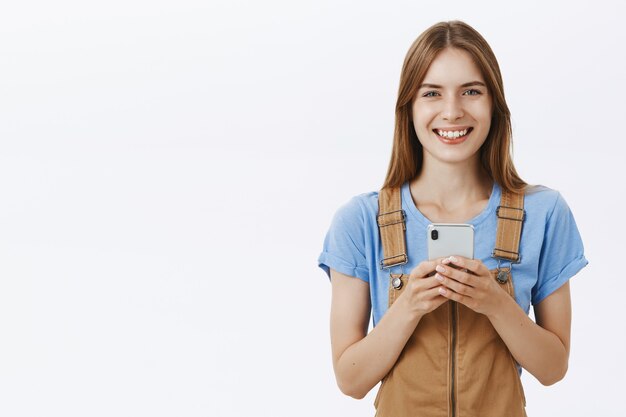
left=411, top=47, right=492, bottom=165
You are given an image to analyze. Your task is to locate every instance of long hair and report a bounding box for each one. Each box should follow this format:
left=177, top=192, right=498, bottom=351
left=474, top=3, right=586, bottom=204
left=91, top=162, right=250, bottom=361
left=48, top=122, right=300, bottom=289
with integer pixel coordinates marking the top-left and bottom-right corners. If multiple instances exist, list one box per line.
left=382, top=20, right=527, bottom=194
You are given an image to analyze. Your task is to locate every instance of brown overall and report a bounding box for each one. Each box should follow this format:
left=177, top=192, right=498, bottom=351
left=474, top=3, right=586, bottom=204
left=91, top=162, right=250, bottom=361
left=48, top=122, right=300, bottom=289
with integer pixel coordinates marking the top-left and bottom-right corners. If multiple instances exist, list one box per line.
left=373, top=186, right=527, bottom=417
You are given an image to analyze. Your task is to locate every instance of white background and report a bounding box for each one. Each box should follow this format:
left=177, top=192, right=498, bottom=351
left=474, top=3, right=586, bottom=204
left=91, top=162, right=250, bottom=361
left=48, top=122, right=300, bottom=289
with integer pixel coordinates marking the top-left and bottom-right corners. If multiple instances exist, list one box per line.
left=0, top=0, right=623, bottom=416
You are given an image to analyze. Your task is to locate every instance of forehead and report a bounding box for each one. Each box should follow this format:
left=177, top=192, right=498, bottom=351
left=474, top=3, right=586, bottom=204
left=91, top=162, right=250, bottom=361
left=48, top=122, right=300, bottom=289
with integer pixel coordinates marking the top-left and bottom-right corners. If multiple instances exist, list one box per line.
left=421, top=48, right=485, bottom=85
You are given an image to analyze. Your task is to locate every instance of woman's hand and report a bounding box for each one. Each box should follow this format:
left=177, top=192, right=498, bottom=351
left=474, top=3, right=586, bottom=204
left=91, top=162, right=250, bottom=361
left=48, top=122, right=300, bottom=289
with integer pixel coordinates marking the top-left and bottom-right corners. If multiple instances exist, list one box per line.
left=396, top=259, right=449, bottom=319
left=433, top=256, right=507, bottom=317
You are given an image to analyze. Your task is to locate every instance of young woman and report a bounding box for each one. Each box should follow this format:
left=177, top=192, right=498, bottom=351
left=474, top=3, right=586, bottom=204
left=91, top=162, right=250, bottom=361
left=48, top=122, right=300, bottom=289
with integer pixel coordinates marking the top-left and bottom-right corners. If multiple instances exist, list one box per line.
left=317, top=21, right=588, bottom=416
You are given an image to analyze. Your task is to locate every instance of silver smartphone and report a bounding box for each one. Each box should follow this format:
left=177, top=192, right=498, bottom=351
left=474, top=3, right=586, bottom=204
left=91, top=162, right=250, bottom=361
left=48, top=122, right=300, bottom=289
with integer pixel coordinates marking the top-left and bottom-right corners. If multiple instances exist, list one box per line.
left=427, top=223, right=474, bottom=260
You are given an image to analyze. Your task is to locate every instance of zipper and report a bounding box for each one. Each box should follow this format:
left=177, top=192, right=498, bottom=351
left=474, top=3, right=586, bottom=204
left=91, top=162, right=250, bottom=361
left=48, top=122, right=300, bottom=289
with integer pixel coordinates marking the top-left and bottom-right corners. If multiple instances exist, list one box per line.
left=450, top=301, right=457, bottom=417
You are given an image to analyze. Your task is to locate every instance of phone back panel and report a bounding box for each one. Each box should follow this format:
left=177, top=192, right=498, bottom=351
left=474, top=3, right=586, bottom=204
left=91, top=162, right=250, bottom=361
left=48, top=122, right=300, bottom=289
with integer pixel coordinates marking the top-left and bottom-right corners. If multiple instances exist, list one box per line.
left=427, top=223, right=474, bottom=260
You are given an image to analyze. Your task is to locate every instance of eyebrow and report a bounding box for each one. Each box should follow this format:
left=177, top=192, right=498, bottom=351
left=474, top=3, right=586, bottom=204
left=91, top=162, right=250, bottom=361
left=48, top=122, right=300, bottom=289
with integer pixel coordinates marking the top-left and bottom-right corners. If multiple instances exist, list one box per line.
left=419, top=81, right=486, bottom=89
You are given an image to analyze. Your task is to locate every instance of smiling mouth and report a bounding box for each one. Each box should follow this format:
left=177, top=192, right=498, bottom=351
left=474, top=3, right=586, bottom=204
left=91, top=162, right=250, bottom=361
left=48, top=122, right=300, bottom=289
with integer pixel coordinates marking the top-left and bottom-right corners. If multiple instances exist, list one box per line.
left=433, top=127, right=473, bottom=139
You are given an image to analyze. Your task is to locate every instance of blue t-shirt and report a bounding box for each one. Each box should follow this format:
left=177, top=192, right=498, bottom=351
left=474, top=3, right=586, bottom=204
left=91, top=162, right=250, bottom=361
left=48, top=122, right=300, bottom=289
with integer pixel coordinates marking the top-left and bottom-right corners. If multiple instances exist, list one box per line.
left=318, top=181, right=588, bottom=327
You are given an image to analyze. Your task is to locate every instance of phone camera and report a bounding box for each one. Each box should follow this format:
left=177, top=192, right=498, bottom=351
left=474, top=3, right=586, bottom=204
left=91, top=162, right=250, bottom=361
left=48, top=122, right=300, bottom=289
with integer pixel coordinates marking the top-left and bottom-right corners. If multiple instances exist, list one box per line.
left=431, top=229, right=438, bottom=240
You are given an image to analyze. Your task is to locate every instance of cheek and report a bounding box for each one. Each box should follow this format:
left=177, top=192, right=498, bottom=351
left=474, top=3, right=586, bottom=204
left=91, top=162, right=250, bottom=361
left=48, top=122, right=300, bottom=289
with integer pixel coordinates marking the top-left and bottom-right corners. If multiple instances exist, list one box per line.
left=413, top=120, right=435, bottom=140
left=412, top=106, right=437, bottom=130
left=470, top=102, right=492, bottom=124
left=473, top=109, right=492, bottom=128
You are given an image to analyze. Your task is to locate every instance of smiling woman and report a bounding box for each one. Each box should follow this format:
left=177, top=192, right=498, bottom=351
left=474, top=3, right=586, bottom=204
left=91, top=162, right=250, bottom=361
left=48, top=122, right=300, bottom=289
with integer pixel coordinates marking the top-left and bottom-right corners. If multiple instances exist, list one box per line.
left=317, top=20, right=588, bottom=417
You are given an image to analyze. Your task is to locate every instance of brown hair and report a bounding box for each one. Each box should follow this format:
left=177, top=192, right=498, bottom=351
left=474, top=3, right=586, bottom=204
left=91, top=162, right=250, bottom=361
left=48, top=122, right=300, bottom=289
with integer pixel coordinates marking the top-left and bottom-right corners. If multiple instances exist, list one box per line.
left=381, top=20, right=527, bottom=194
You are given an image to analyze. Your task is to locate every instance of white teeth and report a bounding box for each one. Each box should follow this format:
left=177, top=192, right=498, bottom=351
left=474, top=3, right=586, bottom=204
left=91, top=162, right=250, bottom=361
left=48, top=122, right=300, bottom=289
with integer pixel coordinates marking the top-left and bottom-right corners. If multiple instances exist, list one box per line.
left=436, top=128, right=469, bottom=138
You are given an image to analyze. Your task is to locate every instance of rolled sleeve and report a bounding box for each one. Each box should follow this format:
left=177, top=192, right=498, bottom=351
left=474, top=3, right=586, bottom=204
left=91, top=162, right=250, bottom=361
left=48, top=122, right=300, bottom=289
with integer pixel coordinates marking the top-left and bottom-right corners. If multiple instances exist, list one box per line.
left=318, top=251, right=369, bottom=283
left=532, top=253, right=588, bottom=305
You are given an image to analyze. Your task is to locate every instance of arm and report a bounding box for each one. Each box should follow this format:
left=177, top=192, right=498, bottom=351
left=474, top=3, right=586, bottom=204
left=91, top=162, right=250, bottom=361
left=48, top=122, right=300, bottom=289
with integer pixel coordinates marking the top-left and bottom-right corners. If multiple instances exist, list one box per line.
left=330, top=263, right=446, bottom=399
left=488, top=281, right=571, bottom=386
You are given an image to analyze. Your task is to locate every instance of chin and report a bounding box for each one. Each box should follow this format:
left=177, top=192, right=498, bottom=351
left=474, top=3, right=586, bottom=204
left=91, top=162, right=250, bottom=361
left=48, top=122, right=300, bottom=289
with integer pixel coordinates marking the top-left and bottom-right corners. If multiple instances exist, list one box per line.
left=431, top=150, right=481, bottom=165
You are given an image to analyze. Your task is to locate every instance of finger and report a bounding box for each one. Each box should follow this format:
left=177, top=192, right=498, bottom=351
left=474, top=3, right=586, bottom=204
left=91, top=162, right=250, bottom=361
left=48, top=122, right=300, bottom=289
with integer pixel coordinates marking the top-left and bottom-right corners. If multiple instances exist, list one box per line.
left=435, top=263, right=476, bottom=287
left=438, top=286, right=469, bottom=304
left=410, top=259, right=446, bottom=279
left=435, top=272, right=475, bottom=296
left=441, top=257, right=468, bottom=273
left=463, top=258, right=490, bottom=276
left=420, top=275, right=445, bottom=290
left=445, top=256, right=482, bottom=275
left=422, top=285, right=449, bottom=301
left=406, top=275, right=441, bottom=291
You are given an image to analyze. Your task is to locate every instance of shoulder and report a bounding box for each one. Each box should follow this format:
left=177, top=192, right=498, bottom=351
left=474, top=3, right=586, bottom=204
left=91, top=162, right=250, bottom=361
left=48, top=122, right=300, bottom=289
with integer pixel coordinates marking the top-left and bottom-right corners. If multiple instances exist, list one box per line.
left=522, top=184, right=582, bottom=239
left=325, top=189, right=384, bottom=246
left=332, top=189, right=380, bottom=224
left=523, top=184, right=568, bottom=221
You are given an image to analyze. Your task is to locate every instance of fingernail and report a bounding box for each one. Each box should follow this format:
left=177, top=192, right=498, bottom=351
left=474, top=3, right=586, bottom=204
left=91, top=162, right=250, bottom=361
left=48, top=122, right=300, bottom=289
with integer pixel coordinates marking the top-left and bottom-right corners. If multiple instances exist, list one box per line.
left=442, top=258, right=450, bottom=264
left=439, top=287, right=447, bottom=295
left=435, top=273, right=444, bottom=282
left=435, top=265, right=446, bottom=273
left=449, top=256, right=458, bottom=262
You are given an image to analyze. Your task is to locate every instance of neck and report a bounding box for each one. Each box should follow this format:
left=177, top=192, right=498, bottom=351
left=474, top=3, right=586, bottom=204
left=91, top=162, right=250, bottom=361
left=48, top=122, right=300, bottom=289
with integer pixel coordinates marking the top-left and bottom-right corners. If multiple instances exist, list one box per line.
left=410, top=155, right=493, bottom=211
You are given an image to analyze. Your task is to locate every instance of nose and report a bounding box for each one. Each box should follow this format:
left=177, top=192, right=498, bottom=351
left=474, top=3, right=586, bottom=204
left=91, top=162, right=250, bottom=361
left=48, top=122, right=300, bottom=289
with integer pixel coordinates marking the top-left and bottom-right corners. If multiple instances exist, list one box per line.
left=440, top=95, right=464, bottom=121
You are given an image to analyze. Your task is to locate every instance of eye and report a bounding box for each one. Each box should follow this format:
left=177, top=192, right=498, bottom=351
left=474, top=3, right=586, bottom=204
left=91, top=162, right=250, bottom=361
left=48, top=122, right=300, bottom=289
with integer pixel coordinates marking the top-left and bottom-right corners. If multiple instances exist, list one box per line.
left=423, top=91, right=440, bottom=97
left=463, top=89, right=482, bottom=96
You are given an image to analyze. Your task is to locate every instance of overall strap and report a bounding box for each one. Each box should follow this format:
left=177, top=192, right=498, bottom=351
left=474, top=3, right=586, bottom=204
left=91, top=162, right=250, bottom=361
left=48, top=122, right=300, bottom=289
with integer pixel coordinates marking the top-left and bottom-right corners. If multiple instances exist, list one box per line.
left=492, top=189, right=525, bottom=263
left=377, top=187, right=408, bottom=269
left=377, top=185, right=525, bottom=270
